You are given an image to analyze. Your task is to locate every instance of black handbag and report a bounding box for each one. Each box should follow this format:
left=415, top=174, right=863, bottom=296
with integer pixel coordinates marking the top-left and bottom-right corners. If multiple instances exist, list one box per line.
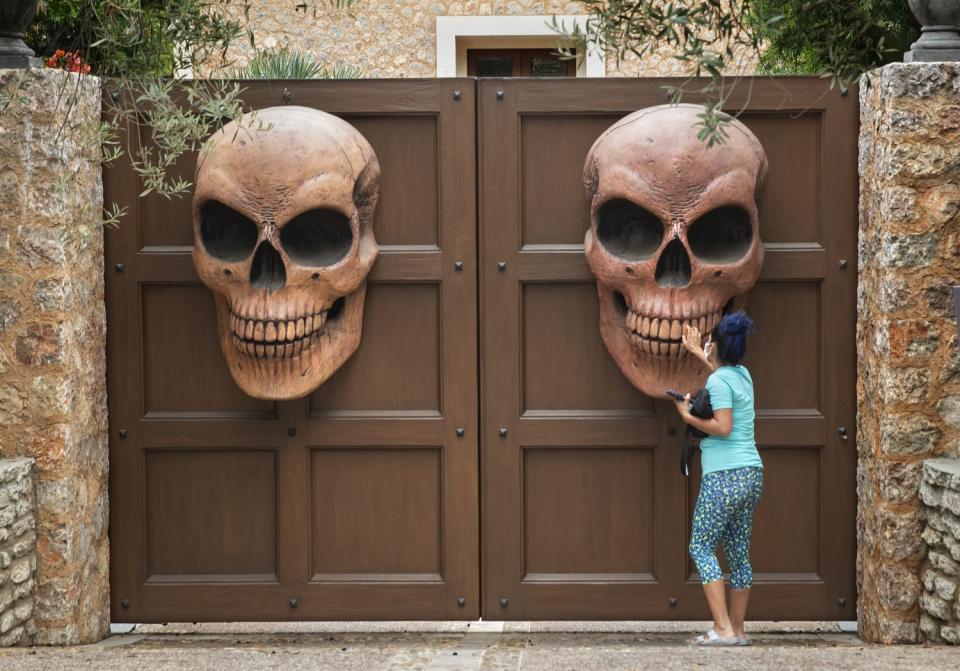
left=681, top=388, right=713, bottom=476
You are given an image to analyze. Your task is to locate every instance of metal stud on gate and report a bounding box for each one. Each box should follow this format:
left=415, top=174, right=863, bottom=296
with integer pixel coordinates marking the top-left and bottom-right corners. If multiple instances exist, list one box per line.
left=456, top=427, right=465, bottom=438
left=289, top=597, right=299, bottom=609
left=668, top=597, right=678, bottom=607
left=499, top=428, right=508, bottom=438
left=114, top=263, right=124, bottom=273
left=497, top=262, right=507, bottom=272
left=496, top=90, right=504, bottom=100
left=121, top=599, right=129, bottom=609
left=453, top=90, right=462, bottom=101
left=281, top=87, right=293, bottom=105
left=454, top=261, right=464, bottom=272
left=500, top=597, right=509, bottom=608
left=457, top=597, right=466, bottom=607
left=118, top=429, right=128, bottom=439
left=288, top=427, right=297, bottom=437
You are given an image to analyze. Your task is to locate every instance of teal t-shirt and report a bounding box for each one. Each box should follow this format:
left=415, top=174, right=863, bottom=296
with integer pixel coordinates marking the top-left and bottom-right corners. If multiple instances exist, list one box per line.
left=700, top=365, right=763, bottom=475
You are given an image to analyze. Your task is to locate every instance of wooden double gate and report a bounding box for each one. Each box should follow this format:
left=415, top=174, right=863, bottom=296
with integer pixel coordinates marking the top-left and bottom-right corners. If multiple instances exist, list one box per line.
left=105, top=78, right=858, bottom=622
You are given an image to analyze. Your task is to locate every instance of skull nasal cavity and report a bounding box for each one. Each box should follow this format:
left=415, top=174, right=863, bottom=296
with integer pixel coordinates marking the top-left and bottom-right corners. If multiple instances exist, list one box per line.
left=250, top=241, right=286, bottom=291
left=655, top=238, right=692, bottom=288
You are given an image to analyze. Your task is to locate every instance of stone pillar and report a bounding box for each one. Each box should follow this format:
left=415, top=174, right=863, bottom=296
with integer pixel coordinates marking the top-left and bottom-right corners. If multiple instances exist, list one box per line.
left=919, top=458, right=960, bottom=643
left=0, top=69, right=108, bottom=644
left=858, top=62, right=960, bottom=644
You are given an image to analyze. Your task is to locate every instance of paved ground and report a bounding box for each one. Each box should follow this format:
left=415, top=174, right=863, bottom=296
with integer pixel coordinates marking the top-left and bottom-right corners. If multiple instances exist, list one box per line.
left=0, top=621, right=955, bottom=670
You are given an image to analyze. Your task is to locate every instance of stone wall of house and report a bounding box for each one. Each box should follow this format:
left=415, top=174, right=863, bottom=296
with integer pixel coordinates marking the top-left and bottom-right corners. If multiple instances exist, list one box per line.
left=0, top=69, right=109, bottom=645
left=0, top=458, right=37, bottom=647
left=215, top=0, right=756, bottom=78
left=857, top=62, right=960, bottom=644
left=919, top=458, right=960, bottom=643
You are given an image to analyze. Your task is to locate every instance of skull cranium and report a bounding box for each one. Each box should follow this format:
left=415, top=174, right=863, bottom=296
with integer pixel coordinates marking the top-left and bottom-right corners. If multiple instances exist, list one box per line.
left=583, top=104, right=767, bottom=398
left=192, top=106, right=379, bottom=400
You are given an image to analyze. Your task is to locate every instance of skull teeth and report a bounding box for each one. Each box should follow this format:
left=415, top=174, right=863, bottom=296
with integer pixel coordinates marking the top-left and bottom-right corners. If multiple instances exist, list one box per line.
left=626, top=308, right=723, bottom=359
left=229, top=309, right=329, bottom=360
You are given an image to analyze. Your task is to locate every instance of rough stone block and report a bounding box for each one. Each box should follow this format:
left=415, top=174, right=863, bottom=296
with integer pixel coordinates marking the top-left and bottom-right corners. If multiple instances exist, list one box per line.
left=13, top=599, right=32, bottom=622
left=14, top=324, right=66, bottom=367
left=9, top=559, right=30, bottom=586
left=924, top=525, right=945, bottom=547
left=876, top=62, right=954, bottom=99
left=879, top=561, right=921, bottom=610
left=931, top=571, right=957, bottom=602
left=879, top=507, right=925, bottom=563
left=880, top=367, right=930, bottom=405
left=11, top=516, right=34, bottom=538
left=940, top=396, right=960, bottom=430
left=921, top=590, right=953, bottom=621
left=12, top=578, right=33, bottom=602
left=930, top=549, right=960, bottom=576
left=0, top=624, right=24, bottom=647
left=921, top=613, right=944, bottom=642
left=880, top=415, right=941, bottom=456
left=921, top=480, right=945, bottom=507
left=878, top=460, right=924, bottom=504
left=925, top=458, right=960, bottom=490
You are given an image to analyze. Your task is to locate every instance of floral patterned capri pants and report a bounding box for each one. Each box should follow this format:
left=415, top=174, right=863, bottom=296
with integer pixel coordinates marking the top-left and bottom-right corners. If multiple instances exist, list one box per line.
left=689, top=466, right=764, bottom=589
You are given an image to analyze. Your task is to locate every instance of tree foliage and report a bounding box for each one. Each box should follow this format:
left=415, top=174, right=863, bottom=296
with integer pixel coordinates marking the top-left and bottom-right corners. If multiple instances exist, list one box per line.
left=750, top=0, right=919, bottom=78
left=555, top=0, right=921, bottom=144
left=26, top=0, right=247, bottom=78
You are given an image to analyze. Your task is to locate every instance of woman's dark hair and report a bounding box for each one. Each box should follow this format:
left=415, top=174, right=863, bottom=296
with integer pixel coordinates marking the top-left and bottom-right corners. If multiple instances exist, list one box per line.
left=712, top=311, right=756, bottom=365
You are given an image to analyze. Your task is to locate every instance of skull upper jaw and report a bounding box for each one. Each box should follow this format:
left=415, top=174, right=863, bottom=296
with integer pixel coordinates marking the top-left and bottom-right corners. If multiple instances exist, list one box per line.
left=214, top=284, right=368, bottom=401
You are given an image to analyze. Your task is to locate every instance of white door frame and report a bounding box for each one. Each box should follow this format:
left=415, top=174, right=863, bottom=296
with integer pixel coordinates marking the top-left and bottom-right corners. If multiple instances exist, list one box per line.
left=435, top=15, right=606, bottom=78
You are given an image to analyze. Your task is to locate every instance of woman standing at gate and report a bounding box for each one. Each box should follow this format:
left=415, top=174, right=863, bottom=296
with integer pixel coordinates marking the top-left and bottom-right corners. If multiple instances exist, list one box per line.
left=673, top=311, right=763, bottom=647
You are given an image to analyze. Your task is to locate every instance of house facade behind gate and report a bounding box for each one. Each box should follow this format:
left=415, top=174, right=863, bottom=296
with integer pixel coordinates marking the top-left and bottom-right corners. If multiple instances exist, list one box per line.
left=213, top=1, right=757, bottom=79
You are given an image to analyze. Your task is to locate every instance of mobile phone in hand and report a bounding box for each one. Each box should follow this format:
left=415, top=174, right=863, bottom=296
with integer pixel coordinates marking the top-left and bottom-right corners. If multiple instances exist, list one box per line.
left=665, top=389, right=686, bottom=402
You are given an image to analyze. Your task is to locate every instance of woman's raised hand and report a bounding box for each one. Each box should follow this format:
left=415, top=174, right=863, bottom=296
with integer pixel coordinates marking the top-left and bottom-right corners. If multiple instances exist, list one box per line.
left=682, top=323, right=717, bottom=372
left=682, top=323, right=703, bottom=356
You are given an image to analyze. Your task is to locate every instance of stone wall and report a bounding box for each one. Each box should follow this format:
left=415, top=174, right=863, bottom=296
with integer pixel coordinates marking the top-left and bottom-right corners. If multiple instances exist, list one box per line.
left=857, top=62, right=960, bottom=644
left=0, top=458, right=37, bottom=647
left=0, top=69, right=109, bottom=645
left=215, top=0, right=756, bottom=78
left=919, top=458, right=960, bottom=643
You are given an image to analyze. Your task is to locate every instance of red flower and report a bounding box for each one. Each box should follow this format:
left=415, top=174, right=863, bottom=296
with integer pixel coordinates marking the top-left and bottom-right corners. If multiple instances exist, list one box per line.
left=44, top=50, right=91, bottom=75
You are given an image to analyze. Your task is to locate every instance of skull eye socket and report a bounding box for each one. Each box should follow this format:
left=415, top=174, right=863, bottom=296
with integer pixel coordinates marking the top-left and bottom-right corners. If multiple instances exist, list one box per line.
left=280, top=208, right=353, bottom=267
left=687, top=206, right=754, bottom=264
left=596, top=199, right=664, bottom=261
left=199, top=201, right=258, bottom=262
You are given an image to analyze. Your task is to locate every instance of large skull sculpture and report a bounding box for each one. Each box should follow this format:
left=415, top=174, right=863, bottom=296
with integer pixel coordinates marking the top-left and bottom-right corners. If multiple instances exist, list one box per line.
left=193, top=106, right=379, bottom=400
left=583, top=104, right=767, bottom=399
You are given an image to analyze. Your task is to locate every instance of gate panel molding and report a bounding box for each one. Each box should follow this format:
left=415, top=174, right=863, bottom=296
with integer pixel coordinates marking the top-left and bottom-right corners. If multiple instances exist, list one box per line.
left=105, top=80, right=479, bottom=621
left=479, top=78, right=858, bottom=620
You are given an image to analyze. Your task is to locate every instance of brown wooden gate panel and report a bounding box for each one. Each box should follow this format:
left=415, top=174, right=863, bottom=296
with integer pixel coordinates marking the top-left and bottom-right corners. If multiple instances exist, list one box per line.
left=105, top=80, right=479, bottom=621
left=479, top=78, right=858, bottom=620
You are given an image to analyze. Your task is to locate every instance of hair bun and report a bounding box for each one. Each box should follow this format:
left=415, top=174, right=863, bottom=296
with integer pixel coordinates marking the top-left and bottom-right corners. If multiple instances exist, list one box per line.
left=718, top=311, right=756, bottom=336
